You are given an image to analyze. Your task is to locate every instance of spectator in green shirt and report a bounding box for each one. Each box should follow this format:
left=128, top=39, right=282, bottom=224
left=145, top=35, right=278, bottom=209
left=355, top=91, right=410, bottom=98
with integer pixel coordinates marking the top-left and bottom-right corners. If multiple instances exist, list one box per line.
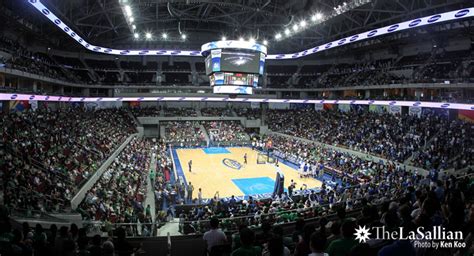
left=149, top=169, right=155, bottom=184
left=231, top=228, right=262, bottom=256
left=326, top=220, right=358, bottom=256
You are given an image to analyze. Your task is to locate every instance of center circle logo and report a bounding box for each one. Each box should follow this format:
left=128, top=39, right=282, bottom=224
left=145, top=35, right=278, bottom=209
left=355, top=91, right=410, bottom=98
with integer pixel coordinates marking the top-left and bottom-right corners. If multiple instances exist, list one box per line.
left=222, top=158, right=242, bottom=170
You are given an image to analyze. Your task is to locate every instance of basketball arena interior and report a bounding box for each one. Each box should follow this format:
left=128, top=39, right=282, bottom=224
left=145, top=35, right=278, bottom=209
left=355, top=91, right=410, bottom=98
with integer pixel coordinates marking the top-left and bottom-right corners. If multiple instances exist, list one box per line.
left=1, top=0, right=474, bottom=256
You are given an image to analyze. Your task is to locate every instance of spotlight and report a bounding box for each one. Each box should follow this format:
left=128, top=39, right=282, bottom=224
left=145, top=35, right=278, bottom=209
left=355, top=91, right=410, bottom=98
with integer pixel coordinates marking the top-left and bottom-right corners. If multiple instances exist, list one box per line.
left=162, top=33, right=168, bottom=39
left=239, top=37, right=244, bottom=41
left=275, top=33, right=282, bottom=39
left=129, top=17, right=134, bottom=23
left=284, top=29, right=290, bottom=35
left=249, top=38, right=256, bottom=44
left=132, top=24, right=136, bottom=30
left=145, top=32, right=151, bottom=39
left=124, top=5, right=132, bottom=16
left=312, top=13, right=323, bottom=21
left=221, top=36, right=227, bottom=41
left=181, top=34, right=187, bottom=40
left=134, top=33, right=139, bottom=39
left=263, top=40, right=268, bottom=45
left=292, top=24, right=299, bottom=31
left=300, top=20, right=307, bottom=27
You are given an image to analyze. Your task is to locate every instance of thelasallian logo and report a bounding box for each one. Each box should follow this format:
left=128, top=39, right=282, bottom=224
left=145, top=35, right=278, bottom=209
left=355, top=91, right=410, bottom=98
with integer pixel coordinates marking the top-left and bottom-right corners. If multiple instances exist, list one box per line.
left=354, top=225, right=466, bottom=249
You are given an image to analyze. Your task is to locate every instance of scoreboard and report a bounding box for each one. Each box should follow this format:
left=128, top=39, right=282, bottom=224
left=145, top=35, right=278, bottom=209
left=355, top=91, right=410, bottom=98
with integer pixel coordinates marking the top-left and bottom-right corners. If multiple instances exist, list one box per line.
left=210, top=73, right=259, bottom=94
left=201, top=40, right=267, bottom=95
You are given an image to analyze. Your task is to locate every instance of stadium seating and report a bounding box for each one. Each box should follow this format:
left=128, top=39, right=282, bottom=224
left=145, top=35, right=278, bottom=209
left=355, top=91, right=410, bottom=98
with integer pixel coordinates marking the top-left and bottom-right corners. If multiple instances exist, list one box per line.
left=1, top=2, right=474, bottom=255
left=1, top=108, right=135, bottom=212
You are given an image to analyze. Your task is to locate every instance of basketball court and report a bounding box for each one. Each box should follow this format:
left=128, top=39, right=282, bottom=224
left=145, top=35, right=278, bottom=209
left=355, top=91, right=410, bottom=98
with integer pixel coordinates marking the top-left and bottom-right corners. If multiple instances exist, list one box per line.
left=172, top=147, right=323, bottom=199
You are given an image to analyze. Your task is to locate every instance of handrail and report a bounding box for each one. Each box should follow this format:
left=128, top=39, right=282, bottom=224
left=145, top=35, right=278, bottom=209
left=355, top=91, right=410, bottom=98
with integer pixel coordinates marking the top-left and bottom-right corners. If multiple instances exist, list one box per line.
left=179, top=182, right=365, bottom=225
left=70, top=133, right=137, bottom=209
left=10, top=208, right=70, bottom=223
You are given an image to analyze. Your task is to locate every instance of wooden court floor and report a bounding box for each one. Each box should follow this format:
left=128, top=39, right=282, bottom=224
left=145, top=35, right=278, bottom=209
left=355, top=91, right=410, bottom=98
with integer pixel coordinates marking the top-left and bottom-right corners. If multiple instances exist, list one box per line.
left=174, top=147, right=322, bottom=199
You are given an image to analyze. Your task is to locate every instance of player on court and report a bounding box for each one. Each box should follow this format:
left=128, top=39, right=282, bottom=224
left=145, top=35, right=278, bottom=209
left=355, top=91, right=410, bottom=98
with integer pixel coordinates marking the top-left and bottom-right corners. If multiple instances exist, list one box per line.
left=244, top=153, right=247, bottom=164
left=188, top=160, right=192, bottom=172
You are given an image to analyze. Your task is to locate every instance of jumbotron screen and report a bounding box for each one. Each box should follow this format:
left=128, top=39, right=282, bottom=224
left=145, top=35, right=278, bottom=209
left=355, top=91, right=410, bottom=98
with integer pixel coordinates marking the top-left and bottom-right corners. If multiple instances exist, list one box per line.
left=220, top=51, right=260, bottom=73
left=206, top=49, right=265, bottom=75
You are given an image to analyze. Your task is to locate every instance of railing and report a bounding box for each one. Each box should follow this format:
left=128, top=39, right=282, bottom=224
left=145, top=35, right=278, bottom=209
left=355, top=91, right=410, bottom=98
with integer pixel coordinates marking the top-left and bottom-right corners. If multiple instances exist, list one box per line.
left=10, top=208, right=69, bottom=223
left=208, top=140, right=251, bottom=147
left=165, top=141, right=208, bottom=148
left=82, top=221, right=159, bottom=237
left=178, top=191, right=370, bottom=235
left=70, top=133, right=138, bottom=209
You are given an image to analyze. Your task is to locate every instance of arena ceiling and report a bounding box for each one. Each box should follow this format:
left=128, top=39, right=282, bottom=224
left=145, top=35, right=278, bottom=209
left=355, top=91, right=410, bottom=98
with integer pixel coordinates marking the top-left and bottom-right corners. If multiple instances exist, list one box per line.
left=3, top=0, right=472, bottom=53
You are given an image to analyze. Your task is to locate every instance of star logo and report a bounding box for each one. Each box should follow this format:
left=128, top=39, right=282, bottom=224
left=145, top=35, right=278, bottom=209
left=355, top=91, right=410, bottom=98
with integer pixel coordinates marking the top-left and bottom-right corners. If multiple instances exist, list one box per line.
left=354, top=225, right=371, bottom=243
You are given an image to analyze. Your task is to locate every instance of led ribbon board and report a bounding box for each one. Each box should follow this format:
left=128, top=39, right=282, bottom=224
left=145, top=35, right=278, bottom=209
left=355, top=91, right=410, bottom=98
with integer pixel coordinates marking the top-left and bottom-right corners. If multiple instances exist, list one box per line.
left=267, top=8, right=474, bottom=59
left=3, top=93, right=473, bottom=111
left=28, top=0, right=473, bottom=59
left=201, top=40, right=267, bottom=56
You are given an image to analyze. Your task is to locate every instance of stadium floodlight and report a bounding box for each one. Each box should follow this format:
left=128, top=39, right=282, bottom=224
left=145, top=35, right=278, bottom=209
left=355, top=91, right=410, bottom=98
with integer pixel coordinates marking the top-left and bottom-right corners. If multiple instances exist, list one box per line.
left=129, top=17, right=134, bottom=23
left=132, top=24, right=136, bottom=30
left=239, top=37, right=244, bottom=41
left=312, top=13, right=323, bottom=21
left=300, top=20, right=307, bottom=27
left=292, top=24, right=299, bottom=31
left=162, top=33, right=168, bottom=39
left=249, top=38, right=256, bottom=44
left=221, top=36, right=227, bottom=41
left=134, top=33, right=139, bottom=39
left=181, top=34, right=187, bottom=40
left=275, top=33, right=282, bottom=40
left=263, top=40, right=268, bottom=45
left=284, top=28, right=290, bottom=35
left=145, top=32, right=151, bottom=39
left=124, top=5, right=132, bottom=17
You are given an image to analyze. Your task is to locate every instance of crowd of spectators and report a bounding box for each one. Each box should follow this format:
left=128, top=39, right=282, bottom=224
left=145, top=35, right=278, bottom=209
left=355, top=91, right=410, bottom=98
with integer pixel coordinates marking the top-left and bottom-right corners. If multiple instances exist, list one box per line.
left=164, top=121, right=206, bottom=146
left=129, top=106, right=162, bottom=117
left=164, top=107, right=197, bottom=117
left=201, top=108, right=234, bottom=117
left=0, top=214, right=139, bottom=256
left=152, top=141, right=175, bottom=213
left=411, top=119, right=473, bottom=170
left=266, top=108, right=472, bottom=169
left=1, top=107, right=135, bottom=212
left=0, top=36, right=79, bottom=83
left=235, top=108, right=261, bottom=120
left=78, top=138, right=152, bottom=224
left=202, top=121, right=249, bottom=143
left=180, top=134, right=474, bottom=256
left=269, top=135, right=379, bottom=181
left=199, top=165, right=474, bottom=256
